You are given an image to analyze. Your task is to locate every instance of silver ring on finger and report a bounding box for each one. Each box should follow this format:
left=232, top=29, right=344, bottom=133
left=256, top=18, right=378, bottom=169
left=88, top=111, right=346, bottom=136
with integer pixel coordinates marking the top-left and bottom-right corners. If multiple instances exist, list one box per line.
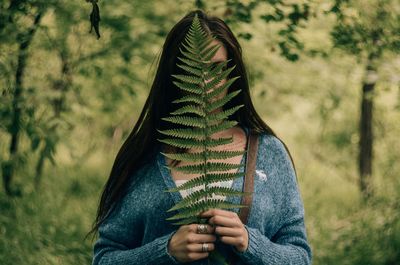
left=201, top=242, right=209, bottom=252
left=197, top=224, right=207, bottom=234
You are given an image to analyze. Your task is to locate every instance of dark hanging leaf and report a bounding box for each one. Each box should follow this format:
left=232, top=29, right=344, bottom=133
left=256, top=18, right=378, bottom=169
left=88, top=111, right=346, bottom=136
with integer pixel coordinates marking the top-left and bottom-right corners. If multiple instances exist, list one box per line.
left=87, top=0, right=101, bottom=39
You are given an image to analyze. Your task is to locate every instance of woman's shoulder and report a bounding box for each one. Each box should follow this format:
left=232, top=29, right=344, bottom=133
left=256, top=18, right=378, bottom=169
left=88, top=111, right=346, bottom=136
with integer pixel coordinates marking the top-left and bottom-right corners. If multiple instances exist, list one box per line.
left=256, top=132, right=289, bottom=159
left=107, top=160, right=157, bottom=218
left=118, top=153, right=159, bottom=199
left=255, top=131, right=297, bottom=182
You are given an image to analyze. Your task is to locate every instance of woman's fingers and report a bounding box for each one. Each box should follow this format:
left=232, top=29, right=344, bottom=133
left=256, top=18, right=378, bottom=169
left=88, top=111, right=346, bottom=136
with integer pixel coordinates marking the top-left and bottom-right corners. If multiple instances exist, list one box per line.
left=219, top=235, right=245, bottom=246
left=186, top=252, right=209, bottom=260
left=214, top=226, right=242, bottom=237
left=187, top=233, right=217, bottom=244
left=168, top=223, right=220, bottom=263
left=209, top=215, right=241, bottom=228
left=187, top=242, right=216, bottom=252
left=178, top=211, right=248, bottom=256
left=199, top=209, right=243, bottom=229
left=196, top=208, right=249, bottom=252
left=187, top=223, right=216, bottom=234
left=200, top=208, right=235, bottom=218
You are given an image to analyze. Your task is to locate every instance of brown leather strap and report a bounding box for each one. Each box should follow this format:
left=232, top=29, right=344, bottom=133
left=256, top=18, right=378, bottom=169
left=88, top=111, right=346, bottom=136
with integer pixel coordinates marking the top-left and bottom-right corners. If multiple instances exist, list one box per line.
left=238, top=129, right=259, bottom=224
left=228, top=129, right=259, bottom=265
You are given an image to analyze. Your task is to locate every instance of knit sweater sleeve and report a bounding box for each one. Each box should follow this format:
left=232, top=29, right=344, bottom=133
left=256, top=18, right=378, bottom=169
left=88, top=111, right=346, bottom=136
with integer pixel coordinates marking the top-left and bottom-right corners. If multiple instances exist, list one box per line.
left=92, top=182, right=180, bottom=265
left=231, top=135, right=312, bottom=265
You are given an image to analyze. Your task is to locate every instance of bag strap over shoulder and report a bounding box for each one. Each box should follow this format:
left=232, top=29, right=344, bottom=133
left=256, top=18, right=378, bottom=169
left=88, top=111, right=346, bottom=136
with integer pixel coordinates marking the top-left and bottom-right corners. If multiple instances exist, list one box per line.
left=228, top=129, right=259, bottom=265
left=238, top=129, right=259, bottom=225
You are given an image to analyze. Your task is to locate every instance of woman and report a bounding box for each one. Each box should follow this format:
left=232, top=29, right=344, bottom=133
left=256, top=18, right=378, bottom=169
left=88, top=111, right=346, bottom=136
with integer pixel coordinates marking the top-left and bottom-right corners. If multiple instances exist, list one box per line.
left=90, top=9, right=312, bottom=265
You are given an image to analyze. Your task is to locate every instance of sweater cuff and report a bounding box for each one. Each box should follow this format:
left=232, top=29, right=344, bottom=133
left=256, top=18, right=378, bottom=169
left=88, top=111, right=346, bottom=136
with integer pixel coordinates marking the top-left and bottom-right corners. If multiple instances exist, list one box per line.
left=95, top=230, right=180, bottom=265
left=230, top=225, right=278, bottom=264
left=164, top=230, right=180, bottom=264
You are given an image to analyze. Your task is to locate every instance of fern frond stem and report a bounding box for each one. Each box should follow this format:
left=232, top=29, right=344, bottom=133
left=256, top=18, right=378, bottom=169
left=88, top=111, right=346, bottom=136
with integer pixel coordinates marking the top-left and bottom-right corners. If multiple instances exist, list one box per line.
left=201, top=63, right=209, bottom=203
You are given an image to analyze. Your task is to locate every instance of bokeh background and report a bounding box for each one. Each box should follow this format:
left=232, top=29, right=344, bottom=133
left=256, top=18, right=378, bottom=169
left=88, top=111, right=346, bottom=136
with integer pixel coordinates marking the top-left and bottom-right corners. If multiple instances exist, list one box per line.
left=1, top=0, right=399, bottom=264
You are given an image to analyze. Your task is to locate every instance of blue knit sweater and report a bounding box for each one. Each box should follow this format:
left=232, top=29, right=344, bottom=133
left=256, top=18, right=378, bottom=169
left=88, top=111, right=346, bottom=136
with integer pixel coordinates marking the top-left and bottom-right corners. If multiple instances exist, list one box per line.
left=92, top=127, right=312, bottom=265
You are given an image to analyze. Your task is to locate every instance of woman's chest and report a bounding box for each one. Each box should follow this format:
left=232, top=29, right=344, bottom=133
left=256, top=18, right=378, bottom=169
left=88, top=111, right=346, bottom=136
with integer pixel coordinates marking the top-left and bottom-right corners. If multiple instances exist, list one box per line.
left=132, top=158, right=281, bottom=243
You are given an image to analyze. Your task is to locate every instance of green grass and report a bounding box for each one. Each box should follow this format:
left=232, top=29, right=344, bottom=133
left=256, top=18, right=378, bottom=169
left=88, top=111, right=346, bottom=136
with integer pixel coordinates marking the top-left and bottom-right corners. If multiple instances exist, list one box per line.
left=0, top=165, right=104, bottom=265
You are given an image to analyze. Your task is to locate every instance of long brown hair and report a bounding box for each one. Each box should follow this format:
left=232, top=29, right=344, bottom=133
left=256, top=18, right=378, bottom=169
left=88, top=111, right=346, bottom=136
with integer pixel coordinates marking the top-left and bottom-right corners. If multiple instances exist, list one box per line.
left=87, top=9, right=297, bottom=239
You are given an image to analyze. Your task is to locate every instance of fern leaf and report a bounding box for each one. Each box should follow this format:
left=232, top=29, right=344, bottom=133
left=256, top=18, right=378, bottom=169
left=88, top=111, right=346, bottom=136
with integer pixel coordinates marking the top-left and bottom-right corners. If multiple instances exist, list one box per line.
left=172, top=81, right=202, bottom=95
left=177, top=56, right=202, bottom=70
left=182, top=34, right=196, bottom=48
left=202, top=137, right=234, bottom=147
left=181, top=42, right=199, bottom=58
left=161, top=150, right=245, bottom=162
left=178, top=47, right=202, bottom=63
left=204, top=60, right=231, bottom=80
left=161, top=115, right=205, bottom=128
left=157, top=128, right=205, bottom=139
left=168, top=187, right=251, bottom=212
left=206, top=90, right=241, bottom=113
left=170, top=105, right=205, bottom=117
left=166, top=199, right=246, bottom=221
left=169, top=162, right=245, bottom=174
left=207, top=186, right=251, bottom=197
left=207, top=120, right=238, bottom=136
left=159, top=14, right=251, bottom=229
left=172, top=74, right=202, bottom=85
left=205, top=76, right=240, bottom=100
left=176, top=63, right=203, bottom=77
left=158, top=125, right=238, bottom=140
left=206, top=105, right=244, bottom=124
left=166, top=172, right=245, bottom=192
left=172, top=94, right=204, bottom=105
left=158, top=137, right=234, bottom=149
left=198, top=37, right=214, bottom=52
left=201, top=43, right=221, bottom=61
left=206, top=149, right=246, bottom=159
left=203, top=66, right=236, bottom=93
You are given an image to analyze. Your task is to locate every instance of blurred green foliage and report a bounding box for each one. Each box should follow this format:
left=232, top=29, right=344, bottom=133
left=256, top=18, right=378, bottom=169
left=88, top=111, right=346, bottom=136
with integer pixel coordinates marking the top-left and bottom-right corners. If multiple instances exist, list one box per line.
left=0, top=0, right=399, bottom=264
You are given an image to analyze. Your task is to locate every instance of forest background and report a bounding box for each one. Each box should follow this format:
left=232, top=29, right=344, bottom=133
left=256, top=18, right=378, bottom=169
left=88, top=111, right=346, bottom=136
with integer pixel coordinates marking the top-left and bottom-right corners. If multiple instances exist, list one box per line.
left=0, top=0, right=399, bottom=264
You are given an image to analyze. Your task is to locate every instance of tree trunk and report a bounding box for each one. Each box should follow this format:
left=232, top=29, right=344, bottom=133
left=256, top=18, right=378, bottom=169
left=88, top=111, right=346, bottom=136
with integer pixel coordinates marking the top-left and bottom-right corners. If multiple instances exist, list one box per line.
left=359, top=55, right=377, bottom=200
left=34, top=47, right=72, bottom=189
left=2, top=10, right=43, bottom=196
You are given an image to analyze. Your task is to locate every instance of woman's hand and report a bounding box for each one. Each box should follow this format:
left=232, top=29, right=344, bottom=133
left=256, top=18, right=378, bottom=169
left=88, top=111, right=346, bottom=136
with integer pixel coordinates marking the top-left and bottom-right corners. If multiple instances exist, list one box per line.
left=167, top=223, right=216, bottom=263
left=199, top=209, right=249, bottom=253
